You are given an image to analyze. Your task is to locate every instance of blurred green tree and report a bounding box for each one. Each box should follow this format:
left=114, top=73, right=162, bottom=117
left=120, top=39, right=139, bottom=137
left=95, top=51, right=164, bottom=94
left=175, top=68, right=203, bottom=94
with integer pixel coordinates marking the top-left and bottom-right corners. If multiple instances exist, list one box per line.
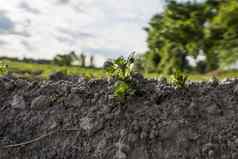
left=206, top=0, right=238, bottom=68
left=53, top=51, right=79, bottom=66
left=145, top=0, right=207, bottom=74
left=145, top=0, right=238, bottom=74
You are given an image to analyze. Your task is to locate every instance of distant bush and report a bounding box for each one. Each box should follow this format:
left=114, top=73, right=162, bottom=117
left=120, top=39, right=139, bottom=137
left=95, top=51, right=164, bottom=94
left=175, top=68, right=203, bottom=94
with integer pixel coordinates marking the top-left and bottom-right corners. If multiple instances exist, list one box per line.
left=53, top=51, right=80, bottom=66
left=53, top=54, right=74, bottom=66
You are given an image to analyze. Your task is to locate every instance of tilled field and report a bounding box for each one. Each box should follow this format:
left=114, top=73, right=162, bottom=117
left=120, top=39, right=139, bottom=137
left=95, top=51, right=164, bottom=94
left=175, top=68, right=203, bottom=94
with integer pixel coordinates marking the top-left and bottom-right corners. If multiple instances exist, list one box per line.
left=0, top=75, right=238, bottom=159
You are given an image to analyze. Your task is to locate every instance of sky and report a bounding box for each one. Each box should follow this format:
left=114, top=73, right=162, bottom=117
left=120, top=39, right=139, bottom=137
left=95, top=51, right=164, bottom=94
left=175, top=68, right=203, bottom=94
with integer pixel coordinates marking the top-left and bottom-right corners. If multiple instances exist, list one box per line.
left=0, top=0, right=163, bottom=66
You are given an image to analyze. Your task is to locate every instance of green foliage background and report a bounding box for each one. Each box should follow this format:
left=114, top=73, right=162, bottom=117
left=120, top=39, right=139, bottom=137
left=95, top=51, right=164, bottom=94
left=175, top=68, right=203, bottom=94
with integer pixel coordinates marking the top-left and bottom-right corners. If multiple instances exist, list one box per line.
left=144, top=0, right=238, bottom=74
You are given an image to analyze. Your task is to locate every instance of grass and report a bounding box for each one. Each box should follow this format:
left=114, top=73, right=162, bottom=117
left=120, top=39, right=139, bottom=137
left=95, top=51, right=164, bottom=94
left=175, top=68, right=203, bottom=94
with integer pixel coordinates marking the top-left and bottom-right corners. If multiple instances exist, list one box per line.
left=2, top=60, right=107, bottom=79
left=145, top=71, right=238, bottom=81
left=2, top=59, right=238, bottom=80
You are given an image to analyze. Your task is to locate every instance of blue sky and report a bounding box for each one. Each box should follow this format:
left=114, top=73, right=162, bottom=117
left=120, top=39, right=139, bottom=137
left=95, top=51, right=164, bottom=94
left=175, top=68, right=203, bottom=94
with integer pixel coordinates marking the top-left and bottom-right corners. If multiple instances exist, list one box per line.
left=0, top=0, right=163, bottom=66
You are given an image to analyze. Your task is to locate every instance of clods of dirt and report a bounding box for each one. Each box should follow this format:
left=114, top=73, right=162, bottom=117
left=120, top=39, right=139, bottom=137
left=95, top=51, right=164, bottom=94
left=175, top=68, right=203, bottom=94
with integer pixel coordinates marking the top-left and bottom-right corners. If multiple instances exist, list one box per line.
left=0, top=76, right=238, bottom=159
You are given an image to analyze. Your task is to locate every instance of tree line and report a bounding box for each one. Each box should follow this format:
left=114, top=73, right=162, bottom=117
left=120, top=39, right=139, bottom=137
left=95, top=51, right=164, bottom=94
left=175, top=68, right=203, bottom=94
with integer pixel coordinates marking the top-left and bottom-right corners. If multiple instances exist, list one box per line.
left=141, top=0, right=238, bottom=74
left=0, top=51, right=96, bottom=68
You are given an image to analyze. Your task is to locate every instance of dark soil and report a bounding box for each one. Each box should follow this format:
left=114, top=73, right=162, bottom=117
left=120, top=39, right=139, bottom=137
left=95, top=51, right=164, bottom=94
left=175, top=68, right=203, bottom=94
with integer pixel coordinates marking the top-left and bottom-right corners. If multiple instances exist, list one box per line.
left=0, top=75, right=238, bottom=159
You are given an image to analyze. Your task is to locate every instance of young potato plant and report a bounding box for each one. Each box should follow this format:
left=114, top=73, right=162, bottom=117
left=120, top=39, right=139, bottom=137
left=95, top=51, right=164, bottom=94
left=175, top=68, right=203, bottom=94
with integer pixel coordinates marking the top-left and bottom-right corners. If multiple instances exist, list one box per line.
left=171, top=71, right=188, bottom=88
left=107, top=53, right=136, bottom=99
left=0, top=61, right=8, bottom=76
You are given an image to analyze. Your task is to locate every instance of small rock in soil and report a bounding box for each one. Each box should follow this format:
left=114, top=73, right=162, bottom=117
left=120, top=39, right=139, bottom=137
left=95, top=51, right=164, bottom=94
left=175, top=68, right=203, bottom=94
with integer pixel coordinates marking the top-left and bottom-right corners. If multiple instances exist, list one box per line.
left=115, top=151, right=127, bottom=159
left=80, top=117, right=94, bottom=131
left=11, top=94, right=26, bottom=109
left=233, top=84, right=238, bottom=95
left=129, top=146, right=149, bottom=159
left=31, top=95, right=51, bottom=110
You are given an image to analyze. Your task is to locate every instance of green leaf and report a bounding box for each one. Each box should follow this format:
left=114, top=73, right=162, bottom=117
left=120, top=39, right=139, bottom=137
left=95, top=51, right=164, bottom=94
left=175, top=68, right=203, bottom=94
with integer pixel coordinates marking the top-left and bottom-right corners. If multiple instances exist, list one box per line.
left=114, top=81, right=129, bottom=97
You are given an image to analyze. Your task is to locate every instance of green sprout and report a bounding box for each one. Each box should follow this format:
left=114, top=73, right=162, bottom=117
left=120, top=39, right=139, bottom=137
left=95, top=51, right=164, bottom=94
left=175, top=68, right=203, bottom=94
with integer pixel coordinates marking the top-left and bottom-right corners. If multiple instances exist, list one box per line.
left=107, top=53, right=136, bottom=98
left=171, top=71, right=188, bottom=88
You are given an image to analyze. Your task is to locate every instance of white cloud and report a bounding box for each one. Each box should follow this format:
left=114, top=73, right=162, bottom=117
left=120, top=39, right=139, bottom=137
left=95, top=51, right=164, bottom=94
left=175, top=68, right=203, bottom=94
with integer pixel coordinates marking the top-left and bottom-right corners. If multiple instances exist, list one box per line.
left=0, top=0, right=163, bottom=66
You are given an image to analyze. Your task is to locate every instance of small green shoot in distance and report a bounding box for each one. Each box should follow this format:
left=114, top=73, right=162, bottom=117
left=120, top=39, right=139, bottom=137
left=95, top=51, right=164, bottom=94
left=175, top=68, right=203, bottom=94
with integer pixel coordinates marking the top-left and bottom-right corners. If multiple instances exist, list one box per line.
left=171, top=71, right=188, bottom=88
left=107, top=53, right=136, bottom=99
left=0, top=61, right=8, bottom=76
left=211, top=75, right=219, bottom=86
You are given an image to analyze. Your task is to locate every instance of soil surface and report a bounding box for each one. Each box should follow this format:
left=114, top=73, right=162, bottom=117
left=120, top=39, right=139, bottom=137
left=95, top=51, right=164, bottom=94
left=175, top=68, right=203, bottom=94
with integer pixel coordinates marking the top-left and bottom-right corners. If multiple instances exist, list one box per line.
left=0, top=75, right=238, bottom=159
